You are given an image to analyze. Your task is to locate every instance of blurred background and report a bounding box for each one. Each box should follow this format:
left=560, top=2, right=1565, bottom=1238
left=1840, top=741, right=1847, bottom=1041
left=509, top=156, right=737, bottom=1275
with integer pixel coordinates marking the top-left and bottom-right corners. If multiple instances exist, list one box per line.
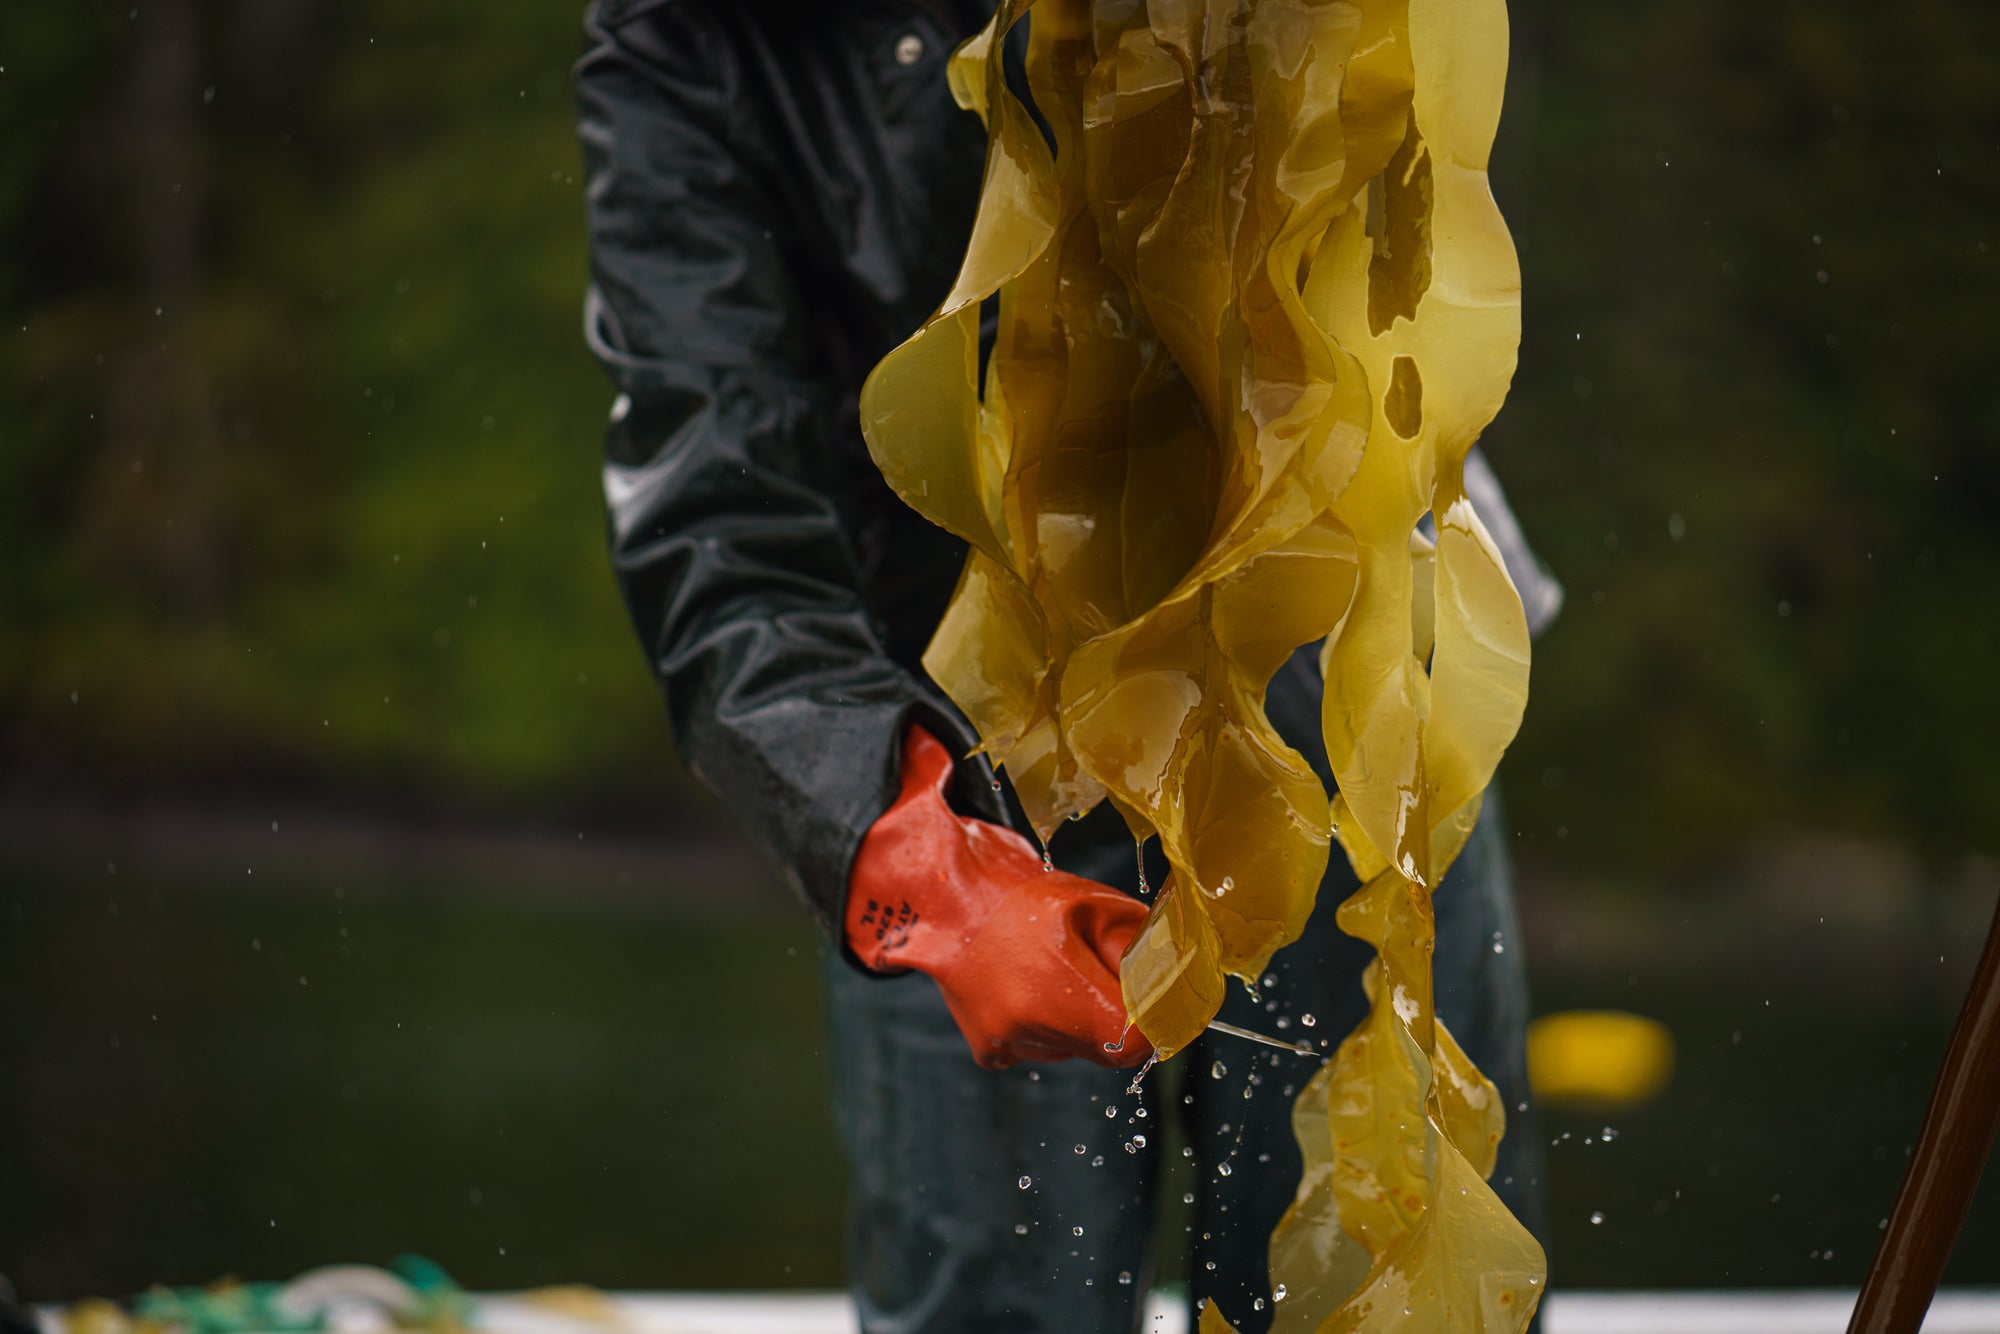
left=4, top=0, right=1998, bottom=1305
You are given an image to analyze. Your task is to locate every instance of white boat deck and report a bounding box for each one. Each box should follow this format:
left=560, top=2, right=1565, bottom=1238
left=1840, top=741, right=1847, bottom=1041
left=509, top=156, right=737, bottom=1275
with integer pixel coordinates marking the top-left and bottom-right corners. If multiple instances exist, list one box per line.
left=38, top=1285, right=2000, bottom=1334
left=518, top=1289, right=2000, bottom=1334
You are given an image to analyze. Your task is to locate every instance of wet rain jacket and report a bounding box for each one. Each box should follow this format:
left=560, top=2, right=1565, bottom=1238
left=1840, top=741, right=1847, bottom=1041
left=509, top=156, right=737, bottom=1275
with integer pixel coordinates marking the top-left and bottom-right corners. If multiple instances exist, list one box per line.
left=574, top=0, right=1561, bottom=936
left=577, top=0, right=1008, bottom=933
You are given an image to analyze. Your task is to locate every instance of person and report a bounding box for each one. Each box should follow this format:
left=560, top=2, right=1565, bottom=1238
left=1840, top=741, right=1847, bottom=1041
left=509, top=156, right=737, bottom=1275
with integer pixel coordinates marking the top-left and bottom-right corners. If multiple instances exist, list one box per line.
left=574, top=3, right=1561, bottom=1330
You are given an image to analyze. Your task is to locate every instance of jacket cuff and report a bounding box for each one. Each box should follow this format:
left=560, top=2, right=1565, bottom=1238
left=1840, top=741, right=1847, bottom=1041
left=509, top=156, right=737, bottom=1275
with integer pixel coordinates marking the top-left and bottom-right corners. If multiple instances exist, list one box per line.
left=824, top=691, right=1006, bottom=974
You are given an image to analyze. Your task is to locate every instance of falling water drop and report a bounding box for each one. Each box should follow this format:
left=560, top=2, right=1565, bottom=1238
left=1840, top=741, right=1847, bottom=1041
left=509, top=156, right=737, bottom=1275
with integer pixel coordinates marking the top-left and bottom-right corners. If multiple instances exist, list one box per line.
left=1018, top=1175, right=1033, bottom=1189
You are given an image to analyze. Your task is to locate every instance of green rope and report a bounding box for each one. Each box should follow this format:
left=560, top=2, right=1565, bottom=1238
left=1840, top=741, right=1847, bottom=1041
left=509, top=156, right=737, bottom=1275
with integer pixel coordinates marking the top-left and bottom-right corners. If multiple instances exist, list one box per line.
left=114, top=1257, right=473, bottom=1334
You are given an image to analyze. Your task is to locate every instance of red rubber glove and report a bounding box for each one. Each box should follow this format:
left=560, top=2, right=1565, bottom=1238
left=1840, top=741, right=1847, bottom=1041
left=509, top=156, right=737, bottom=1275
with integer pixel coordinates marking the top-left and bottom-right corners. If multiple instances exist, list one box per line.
left=846, top=725, right=1152, bottom=1070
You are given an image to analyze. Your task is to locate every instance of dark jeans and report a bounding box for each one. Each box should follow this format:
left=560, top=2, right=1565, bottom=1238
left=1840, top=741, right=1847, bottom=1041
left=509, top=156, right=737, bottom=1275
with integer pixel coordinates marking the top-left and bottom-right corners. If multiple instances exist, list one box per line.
left=822, top=648, right=1544, bottom=1333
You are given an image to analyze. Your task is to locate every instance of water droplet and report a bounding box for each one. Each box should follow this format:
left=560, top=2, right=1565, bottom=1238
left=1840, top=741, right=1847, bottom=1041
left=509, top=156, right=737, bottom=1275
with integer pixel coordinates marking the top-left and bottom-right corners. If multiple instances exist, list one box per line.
left=1183, top=1192, right=1195, bottom=1204
left=1118, top=1272, right=1132, bottom=1286
left=1601, top=1125, right=1618, bottom=1141
left=1018, top=1175, right=1032, bottom=1189
left=1275, top=1016, right=1292, bottom=1030
left=1074, top=1144, right=1087, bottom=1155
left=1014, top=1222, right=1029, bottom=1235
left=1274, top=1284, right=1288, bottom=1300
left=1590, top=1210, right=1605, bottom=1225
left=1218, top=875, right=1235, bottom=896
left=1205, top=1260, right=1217, bottom=1272
left=1106, top=1105, right=1120, bottom=1119
left=1072, top=1226, right=1085, bottom=1237
left=1217, top=1163, right=1233, bottom=1177
left=1131, top=1134, right=1148, bottom=1149
left=1091, top=1155, right=1104, bottom=1167
left=1211, top=1060, right=1228, bottom=1079
left=1300, top=1013, right=1317, bottom=1028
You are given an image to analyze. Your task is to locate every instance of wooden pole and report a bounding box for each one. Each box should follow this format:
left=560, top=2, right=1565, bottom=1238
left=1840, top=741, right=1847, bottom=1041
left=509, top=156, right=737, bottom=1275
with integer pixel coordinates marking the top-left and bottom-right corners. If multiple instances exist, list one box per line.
left=1845, top=892, right=2000, bottom=1334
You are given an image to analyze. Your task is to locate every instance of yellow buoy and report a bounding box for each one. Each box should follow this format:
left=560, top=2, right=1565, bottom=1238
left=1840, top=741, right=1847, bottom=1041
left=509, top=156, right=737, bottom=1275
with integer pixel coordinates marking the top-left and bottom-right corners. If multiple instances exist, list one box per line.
left=1527, top=1010, right=1677, bottom=1109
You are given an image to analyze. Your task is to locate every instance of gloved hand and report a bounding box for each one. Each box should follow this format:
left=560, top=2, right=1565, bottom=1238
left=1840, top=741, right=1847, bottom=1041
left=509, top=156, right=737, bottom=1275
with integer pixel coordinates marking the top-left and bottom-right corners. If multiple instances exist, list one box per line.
left=846, top=725, right=1153, bottom=1070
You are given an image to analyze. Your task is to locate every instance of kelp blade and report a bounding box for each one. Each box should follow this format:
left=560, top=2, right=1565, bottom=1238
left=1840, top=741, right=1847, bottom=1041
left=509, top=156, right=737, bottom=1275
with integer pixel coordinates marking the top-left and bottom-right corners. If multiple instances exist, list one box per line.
left=858, top=0, right=1545, bottom=1326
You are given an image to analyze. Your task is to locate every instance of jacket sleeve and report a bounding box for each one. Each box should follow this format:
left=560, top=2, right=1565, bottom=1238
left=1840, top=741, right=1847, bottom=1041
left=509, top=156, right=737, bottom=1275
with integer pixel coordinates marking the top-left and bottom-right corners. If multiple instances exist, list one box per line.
left=575, top=2, right=992, bottom=935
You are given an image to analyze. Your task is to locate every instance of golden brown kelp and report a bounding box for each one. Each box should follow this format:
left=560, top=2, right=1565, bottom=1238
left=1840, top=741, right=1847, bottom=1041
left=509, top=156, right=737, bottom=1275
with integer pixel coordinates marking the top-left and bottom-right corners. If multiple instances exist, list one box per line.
left=861, top=0, right=1543, bottom=1325
left=863, top=0, right=1373, bottom=1060
left=1262, top=0, right=1544, bottom=1325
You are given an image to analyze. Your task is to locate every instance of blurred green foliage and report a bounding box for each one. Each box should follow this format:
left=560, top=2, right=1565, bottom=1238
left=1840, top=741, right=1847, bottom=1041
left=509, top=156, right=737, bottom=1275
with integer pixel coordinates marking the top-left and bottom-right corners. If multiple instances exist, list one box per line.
left=1, top=0, right=670, bottom=814
left=1492, top=1, right=2000, bottom=875
left=2, top=0, right=1998, bottom=870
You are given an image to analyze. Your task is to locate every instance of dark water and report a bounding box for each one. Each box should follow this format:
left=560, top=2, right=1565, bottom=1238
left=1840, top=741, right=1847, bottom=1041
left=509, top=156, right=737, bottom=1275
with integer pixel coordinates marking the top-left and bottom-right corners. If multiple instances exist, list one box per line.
left=3, top=855, right=1994, bottom=1301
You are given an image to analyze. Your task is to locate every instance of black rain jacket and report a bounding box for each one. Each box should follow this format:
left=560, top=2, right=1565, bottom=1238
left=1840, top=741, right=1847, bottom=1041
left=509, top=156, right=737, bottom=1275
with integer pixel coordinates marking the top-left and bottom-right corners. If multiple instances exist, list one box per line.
left=576, top=0, right=1009, bottom=934
left=574, top=0, right=1562, bottom=936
